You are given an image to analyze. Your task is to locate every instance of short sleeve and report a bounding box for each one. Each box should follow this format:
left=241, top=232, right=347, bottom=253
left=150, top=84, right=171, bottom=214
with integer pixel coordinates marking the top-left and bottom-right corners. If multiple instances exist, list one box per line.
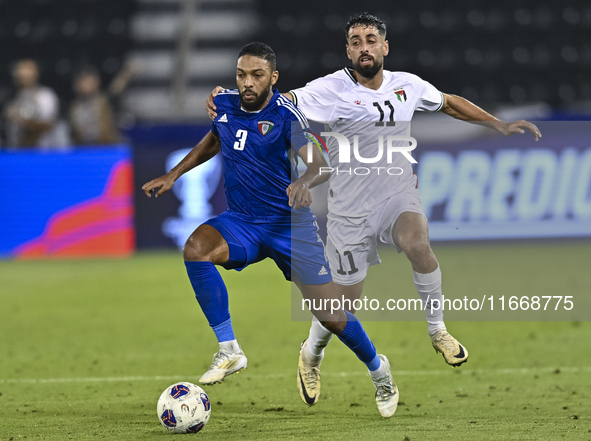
left=291, top=124, right=313, bottom=154
left=281, top=102, right=312, bottom=153
left=211, top=95, right=223, bottom=137
left=415, top=78, right=444, bottom=112
left=290, top=76, right=340, bottom=123
left=211, top=119, right=219, bottom=138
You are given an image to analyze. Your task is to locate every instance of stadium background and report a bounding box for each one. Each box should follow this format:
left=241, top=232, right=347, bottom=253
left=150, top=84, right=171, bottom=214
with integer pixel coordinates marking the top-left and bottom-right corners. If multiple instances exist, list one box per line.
left=1, top=1, right=590, bottom=439
left=2, top=0, right=591, bottom=255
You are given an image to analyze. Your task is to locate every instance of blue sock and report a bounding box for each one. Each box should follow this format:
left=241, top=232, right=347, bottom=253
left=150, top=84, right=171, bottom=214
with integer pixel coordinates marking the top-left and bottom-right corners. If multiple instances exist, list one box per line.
left=185, top=261, right=235, bottom=343
left=336, top=311, right=381, bottom=371
left=211, top=318, right=235, bottom=343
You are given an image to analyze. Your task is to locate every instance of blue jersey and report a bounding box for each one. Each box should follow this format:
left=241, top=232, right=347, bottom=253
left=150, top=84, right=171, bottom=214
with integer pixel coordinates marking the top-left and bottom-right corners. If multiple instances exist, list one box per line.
left=211, top=89, right=312, bottom=220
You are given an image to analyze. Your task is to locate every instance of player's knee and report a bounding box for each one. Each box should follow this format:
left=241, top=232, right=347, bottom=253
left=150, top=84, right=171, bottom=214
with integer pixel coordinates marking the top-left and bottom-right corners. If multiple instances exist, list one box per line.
left=398, top=232, right=430, bottom=258
left=183, top=236, right=214, bottom=262
left=320, top=320, right=347, bottom=335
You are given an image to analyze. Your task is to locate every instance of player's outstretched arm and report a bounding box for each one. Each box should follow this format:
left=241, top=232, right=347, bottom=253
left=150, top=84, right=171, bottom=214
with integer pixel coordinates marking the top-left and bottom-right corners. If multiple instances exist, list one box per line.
left=440, top=93, right=542, bottom=141
left=142, top=131, right=221, bottom=198
left=287, top=144, right=330, bottom=210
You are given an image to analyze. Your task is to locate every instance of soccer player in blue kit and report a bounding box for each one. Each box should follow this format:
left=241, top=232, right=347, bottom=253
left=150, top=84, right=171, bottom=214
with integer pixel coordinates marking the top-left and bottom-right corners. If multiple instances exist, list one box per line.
left=142, top=42, right=399, bottom=417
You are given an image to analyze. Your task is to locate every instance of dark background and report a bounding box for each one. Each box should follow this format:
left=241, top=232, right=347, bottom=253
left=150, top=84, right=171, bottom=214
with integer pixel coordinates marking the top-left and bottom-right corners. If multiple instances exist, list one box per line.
left=2, top=0, right=590, bottom=251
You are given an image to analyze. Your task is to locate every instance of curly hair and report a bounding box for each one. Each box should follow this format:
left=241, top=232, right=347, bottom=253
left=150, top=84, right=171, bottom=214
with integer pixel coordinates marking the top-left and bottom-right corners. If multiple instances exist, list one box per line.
left=345, top=12, right=387, bottom=40
left=238, top=42, right=276, bottom=71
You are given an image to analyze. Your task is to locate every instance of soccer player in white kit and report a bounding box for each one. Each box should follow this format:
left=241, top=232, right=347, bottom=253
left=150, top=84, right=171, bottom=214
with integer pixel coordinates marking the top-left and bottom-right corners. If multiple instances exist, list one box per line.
left=206, top=12, right=541, bottom=408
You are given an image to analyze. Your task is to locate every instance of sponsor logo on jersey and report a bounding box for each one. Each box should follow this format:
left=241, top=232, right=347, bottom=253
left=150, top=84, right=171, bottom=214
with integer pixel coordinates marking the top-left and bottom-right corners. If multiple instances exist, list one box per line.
left=394, top=88, right=407, bottom=103
left=354, top=100, right=365, bottom=106
left=219, top=114, right=228, bottom=122
left=258, top=120, right=275, bottom=135
left=318, top=266, right=328, bottom=276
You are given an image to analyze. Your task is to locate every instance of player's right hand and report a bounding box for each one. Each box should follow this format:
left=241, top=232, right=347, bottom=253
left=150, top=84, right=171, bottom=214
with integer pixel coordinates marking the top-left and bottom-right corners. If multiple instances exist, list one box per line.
left=287, top=180, right=312, bottom=211
left=502, top=120, right=542, bottom=141
left=142, top=174, right=175, bottom=198
left=206, top=86, right=224, bottom=120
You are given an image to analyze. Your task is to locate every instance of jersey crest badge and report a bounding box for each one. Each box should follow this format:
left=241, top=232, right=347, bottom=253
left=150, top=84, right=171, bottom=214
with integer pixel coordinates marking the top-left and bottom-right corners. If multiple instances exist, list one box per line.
left=394, top=88, right=407, bottom=103
left=258, top=120, right=275, bottom=136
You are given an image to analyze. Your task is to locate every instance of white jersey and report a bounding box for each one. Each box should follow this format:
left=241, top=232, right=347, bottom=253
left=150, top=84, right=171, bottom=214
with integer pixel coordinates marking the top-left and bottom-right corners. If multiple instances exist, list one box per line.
left=291, top=68, right=443, bottom=217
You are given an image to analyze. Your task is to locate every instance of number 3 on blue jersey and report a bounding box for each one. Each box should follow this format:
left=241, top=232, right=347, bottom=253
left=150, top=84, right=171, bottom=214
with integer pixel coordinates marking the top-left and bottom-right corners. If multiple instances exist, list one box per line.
left=234, top=129, right=248, bottom=150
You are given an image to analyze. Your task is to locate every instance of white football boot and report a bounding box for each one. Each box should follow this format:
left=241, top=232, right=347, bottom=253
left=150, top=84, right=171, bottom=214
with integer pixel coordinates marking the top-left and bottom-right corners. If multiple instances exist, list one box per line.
left=371, top=354, right=399, bottom=418
left=199, top=348, right=248, bottom=385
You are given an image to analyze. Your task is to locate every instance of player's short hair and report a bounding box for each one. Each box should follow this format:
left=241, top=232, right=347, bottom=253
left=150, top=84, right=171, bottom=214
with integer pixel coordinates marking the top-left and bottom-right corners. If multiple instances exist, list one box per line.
left=238, top=42, right=277, bottom=71
left=345, top=12, right=387, bottom=40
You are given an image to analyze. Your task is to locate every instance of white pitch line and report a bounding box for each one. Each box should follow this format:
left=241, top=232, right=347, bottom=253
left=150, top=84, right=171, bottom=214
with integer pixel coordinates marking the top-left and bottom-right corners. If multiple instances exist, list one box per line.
left=1, top=366, right=590, bottom=384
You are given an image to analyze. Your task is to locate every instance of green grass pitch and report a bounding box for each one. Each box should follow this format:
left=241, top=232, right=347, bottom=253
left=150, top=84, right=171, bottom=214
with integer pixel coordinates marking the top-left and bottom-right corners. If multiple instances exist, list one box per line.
left=1, top=242, right=590, bottom=440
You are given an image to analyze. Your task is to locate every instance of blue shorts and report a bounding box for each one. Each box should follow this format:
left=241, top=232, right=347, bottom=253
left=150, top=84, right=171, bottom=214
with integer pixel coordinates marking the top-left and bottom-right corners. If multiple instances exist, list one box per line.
left=204, top=211, right=332, bottom=285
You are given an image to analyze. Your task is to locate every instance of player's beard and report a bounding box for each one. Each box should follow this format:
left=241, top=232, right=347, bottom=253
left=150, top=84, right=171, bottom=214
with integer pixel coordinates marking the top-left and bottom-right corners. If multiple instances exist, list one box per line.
left=353, top=55, right=383, bottom=79
left=240, top=82, right=272, bottom=111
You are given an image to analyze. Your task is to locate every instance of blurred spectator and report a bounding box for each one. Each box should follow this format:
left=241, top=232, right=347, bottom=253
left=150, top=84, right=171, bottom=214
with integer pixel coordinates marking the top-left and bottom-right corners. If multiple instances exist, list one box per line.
left=4, top=59, right=63, bottom=148
left=69, top=62, right=138, bottom=145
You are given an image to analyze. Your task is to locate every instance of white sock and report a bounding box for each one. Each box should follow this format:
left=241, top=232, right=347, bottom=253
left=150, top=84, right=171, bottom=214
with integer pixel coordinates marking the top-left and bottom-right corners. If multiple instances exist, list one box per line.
left=413, top=266, right=447, bottom=337
left=369, top=358, right=388, bottom=381
left=219, top=339, right=241, bottom=353
left=304, top=317, right=333, bottom=363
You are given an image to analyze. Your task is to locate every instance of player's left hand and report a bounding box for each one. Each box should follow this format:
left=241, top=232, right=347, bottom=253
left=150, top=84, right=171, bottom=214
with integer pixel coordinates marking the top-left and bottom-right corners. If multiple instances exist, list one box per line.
left=501, top=120, right=542, bottom=141
left=287, top=181, right=312, bottom=210
left=142, top=174, right=176, bottom=198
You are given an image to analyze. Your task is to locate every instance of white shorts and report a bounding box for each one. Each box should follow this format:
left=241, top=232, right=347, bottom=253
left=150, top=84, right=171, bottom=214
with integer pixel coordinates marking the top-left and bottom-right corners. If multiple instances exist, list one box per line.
left=325, top=186, right=425, bottom=285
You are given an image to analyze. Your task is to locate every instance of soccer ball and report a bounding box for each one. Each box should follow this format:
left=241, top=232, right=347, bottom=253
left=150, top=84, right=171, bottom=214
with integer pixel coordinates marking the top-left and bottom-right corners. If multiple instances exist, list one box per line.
left=157, top=382, right=211, bottom=434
